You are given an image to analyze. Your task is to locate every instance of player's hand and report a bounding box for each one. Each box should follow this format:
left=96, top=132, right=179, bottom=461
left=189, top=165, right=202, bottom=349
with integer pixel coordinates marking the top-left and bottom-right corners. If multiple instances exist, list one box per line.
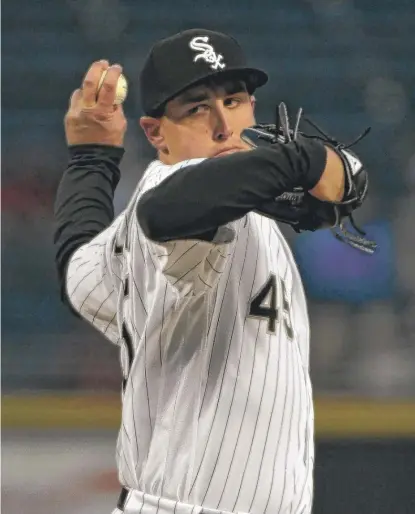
left=64, top=60, right=127, bottom=147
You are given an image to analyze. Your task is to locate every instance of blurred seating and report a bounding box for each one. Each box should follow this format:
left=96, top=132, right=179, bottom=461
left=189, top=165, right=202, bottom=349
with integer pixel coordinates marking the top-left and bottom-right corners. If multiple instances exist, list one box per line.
left=2, top=0, right=414, bottom=395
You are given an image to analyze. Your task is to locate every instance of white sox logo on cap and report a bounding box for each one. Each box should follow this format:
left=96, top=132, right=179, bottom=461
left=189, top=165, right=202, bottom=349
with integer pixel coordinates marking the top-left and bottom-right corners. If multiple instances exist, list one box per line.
left=189, top=36, right=226, bottom=70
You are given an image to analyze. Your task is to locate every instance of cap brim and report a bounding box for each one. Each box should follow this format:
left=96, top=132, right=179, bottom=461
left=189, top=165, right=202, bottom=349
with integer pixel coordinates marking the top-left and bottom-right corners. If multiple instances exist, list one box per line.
left=149, top=67, right=268, bottom=116
left=196, top=66, right=269, bottom=92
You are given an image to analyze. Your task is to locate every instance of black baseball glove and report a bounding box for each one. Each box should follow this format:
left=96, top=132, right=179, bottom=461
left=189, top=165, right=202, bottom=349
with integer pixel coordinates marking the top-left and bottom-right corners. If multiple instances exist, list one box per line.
left=241, top=103, right=377, bottom=254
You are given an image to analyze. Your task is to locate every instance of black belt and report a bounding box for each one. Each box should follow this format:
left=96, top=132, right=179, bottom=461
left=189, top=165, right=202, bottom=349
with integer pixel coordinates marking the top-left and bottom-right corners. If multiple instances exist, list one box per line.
left=117, top=487, right=129, bottom=511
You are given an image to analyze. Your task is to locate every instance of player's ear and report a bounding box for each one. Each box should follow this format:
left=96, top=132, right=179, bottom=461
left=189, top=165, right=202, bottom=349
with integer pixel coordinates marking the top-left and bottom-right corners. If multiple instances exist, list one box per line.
left=248, top=95, right=257, bottom=125
left=139, top=116, right=168, bottom=153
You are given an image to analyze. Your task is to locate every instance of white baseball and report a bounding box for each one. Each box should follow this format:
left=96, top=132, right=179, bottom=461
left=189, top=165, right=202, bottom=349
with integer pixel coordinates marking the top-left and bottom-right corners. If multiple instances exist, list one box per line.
left=98, top=70, right=128, bottom=105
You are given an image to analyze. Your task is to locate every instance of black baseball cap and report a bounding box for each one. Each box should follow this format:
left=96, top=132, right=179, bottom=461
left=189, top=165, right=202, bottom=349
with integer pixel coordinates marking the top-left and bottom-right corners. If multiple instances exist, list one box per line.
left=139, top=28, right=268, bottom=116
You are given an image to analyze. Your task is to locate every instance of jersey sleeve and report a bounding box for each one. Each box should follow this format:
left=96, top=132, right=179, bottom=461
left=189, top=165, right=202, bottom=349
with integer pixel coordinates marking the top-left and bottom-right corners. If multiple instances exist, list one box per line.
left=65, top=215, right=125, bottom=345
left=136, top=159, right=238, bottom=296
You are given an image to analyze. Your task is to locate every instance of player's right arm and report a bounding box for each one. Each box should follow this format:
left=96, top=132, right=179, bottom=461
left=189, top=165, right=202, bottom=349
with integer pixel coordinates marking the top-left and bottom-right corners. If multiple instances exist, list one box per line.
left=54, top=60, right=127, bottom=342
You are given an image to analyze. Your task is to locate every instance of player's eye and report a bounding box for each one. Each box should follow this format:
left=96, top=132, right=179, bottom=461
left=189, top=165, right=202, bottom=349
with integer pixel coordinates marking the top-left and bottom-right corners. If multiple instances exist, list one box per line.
left=187, top=104, right=209, bottom=116
left=224, top=97, right=241, bottom=108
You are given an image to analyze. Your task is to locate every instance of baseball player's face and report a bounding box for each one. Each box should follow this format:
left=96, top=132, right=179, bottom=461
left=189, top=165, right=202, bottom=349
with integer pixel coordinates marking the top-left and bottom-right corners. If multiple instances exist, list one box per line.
left=140, top=80, right=256, bottom=164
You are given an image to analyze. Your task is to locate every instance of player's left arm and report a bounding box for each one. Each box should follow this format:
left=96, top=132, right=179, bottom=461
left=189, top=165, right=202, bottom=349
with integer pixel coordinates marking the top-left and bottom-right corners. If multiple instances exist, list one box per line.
left=135, top=138, right=331, bottom=294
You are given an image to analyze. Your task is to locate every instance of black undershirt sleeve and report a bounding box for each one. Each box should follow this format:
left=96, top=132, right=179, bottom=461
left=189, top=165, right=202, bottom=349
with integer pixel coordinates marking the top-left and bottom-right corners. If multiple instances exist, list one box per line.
left=136, top=137, right=327, bottom=242
left=53, top=144, right=124, bottom=290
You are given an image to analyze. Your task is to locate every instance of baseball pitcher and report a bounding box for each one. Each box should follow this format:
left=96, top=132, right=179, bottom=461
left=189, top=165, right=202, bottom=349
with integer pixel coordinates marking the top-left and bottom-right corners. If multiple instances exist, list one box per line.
left=54, top=29, right=372, bottom=514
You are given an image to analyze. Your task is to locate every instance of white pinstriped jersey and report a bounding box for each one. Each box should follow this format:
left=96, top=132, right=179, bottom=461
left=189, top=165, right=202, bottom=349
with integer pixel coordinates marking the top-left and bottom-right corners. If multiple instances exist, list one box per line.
left=66, top=158, right=315, bottom=514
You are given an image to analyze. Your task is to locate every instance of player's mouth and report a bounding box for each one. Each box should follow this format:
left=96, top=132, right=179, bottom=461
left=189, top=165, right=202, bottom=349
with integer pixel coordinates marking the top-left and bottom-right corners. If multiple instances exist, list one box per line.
left=212, top=147, right=244, bottom=158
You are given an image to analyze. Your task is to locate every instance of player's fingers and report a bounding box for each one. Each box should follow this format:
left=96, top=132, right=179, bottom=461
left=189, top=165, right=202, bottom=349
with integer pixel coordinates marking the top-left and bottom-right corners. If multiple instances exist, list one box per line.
left=114, top=103, right=128, bottom=129
left=96, top=64, right=123, bottom=108
left=69, top=88, right=82, bottom=109
left=82, top=60, right=110, bottom=107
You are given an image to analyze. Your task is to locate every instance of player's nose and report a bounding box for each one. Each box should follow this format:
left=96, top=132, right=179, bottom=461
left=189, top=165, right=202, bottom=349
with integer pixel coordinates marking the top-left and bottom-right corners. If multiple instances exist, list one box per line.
left=212, top=107, right=233, bottom=142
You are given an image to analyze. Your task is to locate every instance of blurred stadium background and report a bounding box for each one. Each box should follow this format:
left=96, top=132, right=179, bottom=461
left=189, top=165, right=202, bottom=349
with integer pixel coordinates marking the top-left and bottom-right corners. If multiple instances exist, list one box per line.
left=2, top=0, right=415, bottom=512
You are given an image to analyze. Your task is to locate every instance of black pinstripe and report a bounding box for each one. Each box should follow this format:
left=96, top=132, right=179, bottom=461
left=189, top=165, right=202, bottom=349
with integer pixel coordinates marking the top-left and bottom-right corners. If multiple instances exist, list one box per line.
left=190, top=222, right=250, bottom=496
left=276, top=334, right=297, bottom=513
left=246, top=222, right=281, bottom=511
left=204, top=256, right=223, bottom=274
left=218, top=319, right=262, bottom=510
left=164, top=242, right=199, bottom=273
left=135, top=221, right=157, bottom=272
left=198, top=274, right=212, bottom=289
left=159, top=284, right=168, bottom=366
left=69, top=267, right=97, bottom=297
left=200, top=230, right=240, bottom=399
left=289, top=342, right=302, bottom=514
left=130, top=377, right=140, bottom=469
left=160, top=382, right=181, bottom=497
left=233, top=221, right=277, bottom=511
left=91, top=290, right=115, bottom=323
left=156, top=242, right=177, bottom=258
left=172, top=258, right=204, bottom=287
left=203, top=218, right=261, bottom=503
left=139, top=493, right=145, bottom=514
left=142, top=324, right=153, bottom=432
left=117, top=447, right=128, bottom=486
left=155, top=496, right=161, bottom=514
left=79, top=269, right=107, bottom=311
left=69, top=258, right=90, bottom=277
left=264, top=299, right=291, bottom=514
left=127, top=238, right=148, bottom=315
left=68, top=255, right=82, bottom=264
left=296, top=391, right=312, bottom=511
left=103, top=312, right=117, bottom=335
left=119, top=435, right=134, bottom=484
